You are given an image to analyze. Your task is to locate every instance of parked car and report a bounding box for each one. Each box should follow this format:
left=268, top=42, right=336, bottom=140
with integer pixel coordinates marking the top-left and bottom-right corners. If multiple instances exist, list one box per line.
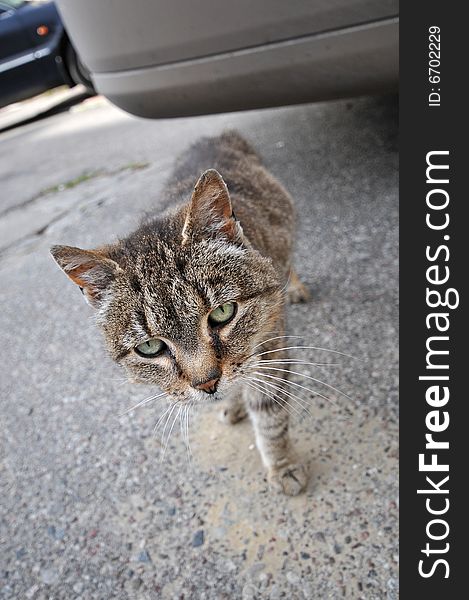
left=55, top=0, right=398, bottom=118
left=0, top=0, right=94, bottom=109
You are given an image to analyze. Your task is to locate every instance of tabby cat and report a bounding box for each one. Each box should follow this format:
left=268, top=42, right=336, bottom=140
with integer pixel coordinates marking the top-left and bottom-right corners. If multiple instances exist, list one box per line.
left=51, top=131, right=310, bottom=495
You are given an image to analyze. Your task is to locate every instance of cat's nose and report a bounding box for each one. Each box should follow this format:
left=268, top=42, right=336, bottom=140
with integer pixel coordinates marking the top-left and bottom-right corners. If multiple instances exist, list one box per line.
left=192, top=369, right=221, bottom=394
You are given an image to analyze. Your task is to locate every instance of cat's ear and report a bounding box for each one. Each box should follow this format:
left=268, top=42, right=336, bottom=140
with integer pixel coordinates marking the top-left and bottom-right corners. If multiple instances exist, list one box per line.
left=182, top=169, right=242, bottom=244
left=50, top=245, right=121, bottom=308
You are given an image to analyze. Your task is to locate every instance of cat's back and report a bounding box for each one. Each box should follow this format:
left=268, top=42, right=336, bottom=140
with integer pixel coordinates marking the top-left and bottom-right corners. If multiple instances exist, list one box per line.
left=167, top=131, right=260, bottom=182
left=164, top=131, right=295, bottom=272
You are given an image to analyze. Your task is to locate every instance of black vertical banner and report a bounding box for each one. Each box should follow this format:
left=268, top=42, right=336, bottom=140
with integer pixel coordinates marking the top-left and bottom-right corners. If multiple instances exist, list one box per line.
left=400, top=2, right=466, bottom=597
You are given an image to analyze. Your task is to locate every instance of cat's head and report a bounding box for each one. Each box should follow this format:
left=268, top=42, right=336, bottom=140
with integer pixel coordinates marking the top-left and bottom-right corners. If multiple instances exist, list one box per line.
left=51, top=170, right=283, bottom=404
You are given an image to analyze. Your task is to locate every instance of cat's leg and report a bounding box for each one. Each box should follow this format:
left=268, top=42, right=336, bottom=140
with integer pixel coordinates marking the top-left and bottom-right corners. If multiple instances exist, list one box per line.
left=286, top=269, right=310, bottom=304
left=218, top=382, right=247, bottom=425
left=246, top=388, right=307, bottom=496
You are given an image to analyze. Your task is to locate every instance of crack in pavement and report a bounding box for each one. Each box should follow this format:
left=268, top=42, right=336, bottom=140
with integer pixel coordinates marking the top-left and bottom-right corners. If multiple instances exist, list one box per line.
left=0, top=162, right=149, bottom=219
left=0, top=162, right=150, bottom=260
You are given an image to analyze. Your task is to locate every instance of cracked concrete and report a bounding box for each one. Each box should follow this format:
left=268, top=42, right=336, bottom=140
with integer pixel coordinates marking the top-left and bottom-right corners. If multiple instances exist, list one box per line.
left=0, top=95, right=398, bottom=599
left=0, top=162, right=149, bottom=254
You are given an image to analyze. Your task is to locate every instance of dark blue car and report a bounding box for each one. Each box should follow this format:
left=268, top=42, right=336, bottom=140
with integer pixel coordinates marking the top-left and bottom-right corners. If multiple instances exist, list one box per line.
left=0, top=0, right=94, bottom=108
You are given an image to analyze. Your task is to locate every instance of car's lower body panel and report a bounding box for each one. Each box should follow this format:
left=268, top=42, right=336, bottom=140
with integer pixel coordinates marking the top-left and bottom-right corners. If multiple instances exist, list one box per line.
left=93, top=17, right=398, bottom=118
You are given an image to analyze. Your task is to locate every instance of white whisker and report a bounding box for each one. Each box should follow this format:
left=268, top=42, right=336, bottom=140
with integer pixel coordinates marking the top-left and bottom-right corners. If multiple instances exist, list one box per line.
left=243, top=378, right=299, bottom=420
left=244, top=375, right=307, bottom=419
left=246, top=375, right=313, bottom=418
left=119, top=390, right=167, bottom=416
left=160, top=404, right=181, bottom=463
left=251, top=359, right=338, bottom=368
left=185, top=401, right=193, bottom=462
left=251, top=358, right=342, bottom=383
left=157, top=402, right=178, bottom=447
left=254, top=371, right=353, bottom=419
left=279, top=269, right=293, bottom=295
left=179, top=403, right=192, bottom=462
left=253, top=345, right=358, bottom=360
left=153, top=402, right=173, bottom=436
left=251, top=375, right=316, bottom=417
left=252, top=335, right=302, bottom=350
left=252, top=370, right=338, bottom=409
left=179, top=406, right=186, bottom=445
left=254, top=366, right=353, bottom=401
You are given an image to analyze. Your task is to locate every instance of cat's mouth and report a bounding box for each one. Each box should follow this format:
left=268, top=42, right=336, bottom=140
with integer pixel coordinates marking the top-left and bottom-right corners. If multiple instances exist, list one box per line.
left=190, top=376, right=237, bottom=404
left=194, top=384, right=226, bottom=403
left=204, top=390, right=224, bottom=403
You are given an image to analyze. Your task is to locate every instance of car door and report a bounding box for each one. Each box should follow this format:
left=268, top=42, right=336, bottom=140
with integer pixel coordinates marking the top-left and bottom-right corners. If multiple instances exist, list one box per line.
left=0, top=1, right=55, bottom=108
left=0, top=2, right=32, bottom=65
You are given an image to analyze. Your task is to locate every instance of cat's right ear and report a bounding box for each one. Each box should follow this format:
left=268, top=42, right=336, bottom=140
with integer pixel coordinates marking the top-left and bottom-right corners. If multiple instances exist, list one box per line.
left=50, top=245, right=121, bottom=308
left=182, top=169, right=243, bottom=244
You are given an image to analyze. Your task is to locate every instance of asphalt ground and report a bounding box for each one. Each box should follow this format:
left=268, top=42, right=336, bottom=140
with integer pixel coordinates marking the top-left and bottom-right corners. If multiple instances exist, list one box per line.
left=0, top=94, right=398, bottom=599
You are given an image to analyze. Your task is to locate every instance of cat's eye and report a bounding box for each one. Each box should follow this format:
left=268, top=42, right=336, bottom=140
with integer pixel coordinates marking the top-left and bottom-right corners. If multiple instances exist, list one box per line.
left=208, top=302, right=237, bottom=327
left=135, top=338, right=166, bottom=357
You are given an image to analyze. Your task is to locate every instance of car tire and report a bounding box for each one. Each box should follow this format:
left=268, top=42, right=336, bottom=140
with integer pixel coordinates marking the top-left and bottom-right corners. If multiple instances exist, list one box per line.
left=65, top=43, right=96, bottom=93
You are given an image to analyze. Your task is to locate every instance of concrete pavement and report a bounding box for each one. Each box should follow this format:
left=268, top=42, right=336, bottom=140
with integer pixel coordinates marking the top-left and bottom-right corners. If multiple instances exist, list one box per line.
left=0, top=95, right=398, bottom=599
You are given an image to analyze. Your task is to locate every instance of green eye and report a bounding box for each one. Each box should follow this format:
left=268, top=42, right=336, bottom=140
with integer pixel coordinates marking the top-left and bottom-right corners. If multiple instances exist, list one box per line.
left=208, top=302, right=237, bottom=326
left=135, top=338, right=166, bottom=357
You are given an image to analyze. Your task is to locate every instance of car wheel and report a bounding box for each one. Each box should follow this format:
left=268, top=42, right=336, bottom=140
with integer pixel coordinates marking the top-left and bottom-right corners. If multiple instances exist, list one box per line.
left=65, top=43, right=96, bottom=93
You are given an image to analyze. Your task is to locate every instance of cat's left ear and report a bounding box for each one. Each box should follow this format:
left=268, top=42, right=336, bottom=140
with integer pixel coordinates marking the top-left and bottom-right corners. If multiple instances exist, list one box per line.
left=182, top=169, right=243, bottom=244
left=50, top=245, right=122, bottom=308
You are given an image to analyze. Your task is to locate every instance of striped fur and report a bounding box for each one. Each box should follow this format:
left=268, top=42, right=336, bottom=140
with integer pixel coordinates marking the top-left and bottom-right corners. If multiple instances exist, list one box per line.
left=51, top=131, right=309, bottom=495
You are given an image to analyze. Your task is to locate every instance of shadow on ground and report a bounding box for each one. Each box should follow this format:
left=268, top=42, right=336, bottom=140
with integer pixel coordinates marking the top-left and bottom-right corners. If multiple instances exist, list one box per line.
left=0, top=86, right=94, bottom=134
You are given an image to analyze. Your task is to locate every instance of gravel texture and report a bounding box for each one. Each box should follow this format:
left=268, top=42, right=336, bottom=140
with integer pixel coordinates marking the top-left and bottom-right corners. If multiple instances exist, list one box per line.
left=0, top=95, right=398, bottom=599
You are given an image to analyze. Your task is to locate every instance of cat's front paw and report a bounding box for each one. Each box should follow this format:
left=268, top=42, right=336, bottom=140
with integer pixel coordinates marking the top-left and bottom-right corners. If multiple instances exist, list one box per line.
left=269, top=462, right=307, bottom=496
left=219, top=404, right=248, bottom=425
left=286, top=271, right=311, bottom=304
left=287, top=281, right=311, bottom=304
